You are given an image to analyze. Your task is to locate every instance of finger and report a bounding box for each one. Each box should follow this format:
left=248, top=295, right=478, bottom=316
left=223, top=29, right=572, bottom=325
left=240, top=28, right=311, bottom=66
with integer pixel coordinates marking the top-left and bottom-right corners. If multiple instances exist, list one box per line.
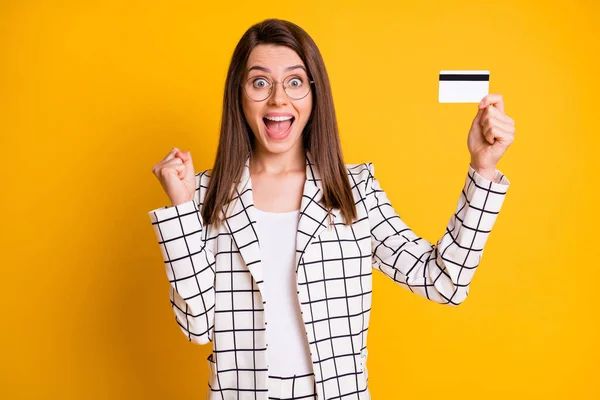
left=493, top=118, right=514, bottom=136
left=164, top=147, right=180, bottom=162
left=481, top=114, right=514, bottom=134
left=176, top=150, right=193, bottom=165
left=163, top=158, right=184, bottom=170
left=164, top=162, right=185, bottom=174
left=480, top=106, right=510, bottom=128
left=479, top=94, right=505, bottom=113
left=482, top=125, right=497, bottom=145
left=159, top=165, right=182, bottom=181
left=483, top=123, right=512, bottom=145
left=152, top=155, right=181, bottom=176
left=478, top=106, right=494, bottom=128
left=472, top=106, right=485, bottom=126
left=487, top=107, right=514, bottom=125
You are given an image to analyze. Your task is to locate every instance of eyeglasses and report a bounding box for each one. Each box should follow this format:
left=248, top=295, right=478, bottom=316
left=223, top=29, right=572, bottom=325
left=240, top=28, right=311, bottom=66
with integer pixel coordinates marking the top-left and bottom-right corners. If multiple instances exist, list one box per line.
left=243, top=73, right=315, bottom=102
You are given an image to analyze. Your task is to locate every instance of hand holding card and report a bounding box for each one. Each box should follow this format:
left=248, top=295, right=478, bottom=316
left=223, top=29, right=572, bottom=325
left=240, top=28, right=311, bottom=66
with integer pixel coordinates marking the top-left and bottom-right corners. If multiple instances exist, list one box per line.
left=467, top=94, right=516, bottom=181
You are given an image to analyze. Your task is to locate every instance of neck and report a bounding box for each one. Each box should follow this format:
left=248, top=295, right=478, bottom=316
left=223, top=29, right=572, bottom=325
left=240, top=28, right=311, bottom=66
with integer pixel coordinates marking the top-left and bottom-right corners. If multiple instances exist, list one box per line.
left=250, top=144, right=306, bottom=175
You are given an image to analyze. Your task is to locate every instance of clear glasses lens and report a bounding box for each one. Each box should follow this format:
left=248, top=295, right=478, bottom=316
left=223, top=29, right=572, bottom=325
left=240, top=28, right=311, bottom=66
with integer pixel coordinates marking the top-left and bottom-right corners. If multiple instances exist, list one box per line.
left=283, top=75, right=310, bottom=100
left=245, top=73, right=311, bottom=101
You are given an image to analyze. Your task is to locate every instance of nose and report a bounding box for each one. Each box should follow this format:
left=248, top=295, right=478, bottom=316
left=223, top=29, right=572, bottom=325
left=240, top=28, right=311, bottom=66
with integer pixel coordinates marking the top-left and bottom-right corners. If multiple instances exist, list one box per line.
left=268, top=81, right=288, bottom=106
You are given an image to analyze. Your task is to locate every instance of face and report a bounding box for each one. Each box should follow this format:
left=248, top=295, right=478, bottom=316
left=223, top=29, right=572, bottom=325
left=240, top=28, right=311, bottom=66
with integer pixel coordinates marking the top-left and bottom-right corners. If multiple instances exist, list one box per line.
left=241, top=44, right=313, bottom=156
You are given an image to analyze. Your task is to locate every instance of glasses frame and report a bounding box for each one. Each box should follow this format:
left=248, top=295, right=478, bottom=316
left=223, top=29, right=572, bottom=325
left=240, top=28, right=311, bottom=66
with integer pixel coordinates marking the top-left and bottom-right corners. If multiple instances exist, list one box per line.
left=243, top=74, right=315, bottom=102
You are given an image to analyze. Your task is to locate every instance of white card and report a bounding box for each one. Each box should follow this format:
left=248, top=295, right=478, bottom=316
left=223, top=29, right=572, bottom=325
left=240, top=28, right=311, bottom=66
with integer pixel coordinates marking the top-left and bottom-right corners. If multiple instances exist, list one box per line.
left=438, top=70, right=489, bottom=103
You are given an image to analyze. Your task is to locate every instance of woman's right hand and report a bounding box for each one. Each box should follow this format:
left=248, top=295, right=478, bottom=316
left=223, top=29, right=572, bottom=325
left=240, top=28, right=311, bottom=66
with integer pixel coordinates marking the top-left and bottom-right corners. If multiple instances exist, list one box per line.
left=151, top=147, right=196, bottom=207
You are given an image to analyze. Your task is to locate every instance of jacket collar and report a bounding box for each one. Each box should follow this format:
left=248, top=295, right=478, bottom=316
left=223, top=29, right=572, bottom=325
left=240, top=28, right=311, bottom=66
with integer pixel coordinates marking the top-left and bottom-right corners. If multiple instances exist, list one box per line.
left=220, top=150, right=340, bottom=300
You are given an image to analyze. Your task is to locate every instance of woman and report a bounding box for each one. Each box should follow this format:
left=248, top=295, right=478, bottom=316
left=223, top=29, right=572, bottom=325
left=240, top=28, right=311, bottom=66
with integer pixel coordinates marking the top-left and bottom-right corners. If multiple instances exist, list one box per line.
left=148, top=18, right=514, bottom=400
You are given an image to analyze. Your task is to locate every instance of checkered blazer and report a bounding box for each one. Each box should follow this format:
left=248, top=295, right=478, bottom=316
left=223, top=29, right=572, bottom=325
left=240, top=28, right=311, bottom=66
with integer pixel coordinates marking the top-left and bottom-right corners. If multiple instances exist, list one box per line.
left=148, top=151, right=510, bottom=400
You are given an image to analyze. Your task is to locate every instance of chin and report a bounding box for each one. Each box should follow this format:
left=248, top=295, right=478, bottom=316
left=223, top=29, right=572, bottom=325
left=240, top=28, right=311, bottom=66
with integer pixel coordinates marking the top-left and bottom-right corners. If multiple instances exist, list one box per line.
left=255, top=128, right=303, bottom=154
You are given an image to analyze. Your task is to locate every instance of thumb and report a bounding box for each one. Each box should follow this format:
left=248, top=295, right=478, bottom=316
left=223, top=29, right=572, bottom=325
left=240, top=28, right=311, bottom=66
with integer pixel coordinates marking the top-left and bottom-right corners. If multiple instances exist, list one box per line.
left=472, top=107, right=484, bottom=126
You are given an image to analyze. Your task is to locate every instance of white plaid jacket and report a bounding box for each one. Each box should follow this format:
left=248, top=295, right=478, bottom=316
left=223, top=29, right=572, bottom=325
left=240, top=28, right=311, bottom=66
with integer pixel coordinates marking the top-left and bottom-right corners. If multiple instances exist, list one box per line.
left=148, top=151, right=510, bottom=400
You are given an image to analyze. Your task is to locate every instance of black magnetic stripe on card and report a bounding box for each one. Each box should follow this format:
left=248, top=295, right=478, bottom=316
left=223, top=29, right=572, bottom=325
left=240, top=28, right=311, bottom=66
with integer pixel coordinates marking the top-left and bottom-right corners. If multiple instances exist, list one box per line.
left=439, top=74, right=490, bottom=81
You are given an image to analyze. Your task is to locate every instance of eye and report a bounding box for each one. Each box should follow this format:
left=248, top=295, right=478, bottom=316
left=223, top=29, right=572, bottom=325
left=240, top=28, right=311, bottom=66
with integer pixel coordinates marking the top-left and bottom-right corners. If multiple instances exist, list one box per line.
left=288, top=77, right=303, bottom=87
left=252, top=78, right=270, bottom=88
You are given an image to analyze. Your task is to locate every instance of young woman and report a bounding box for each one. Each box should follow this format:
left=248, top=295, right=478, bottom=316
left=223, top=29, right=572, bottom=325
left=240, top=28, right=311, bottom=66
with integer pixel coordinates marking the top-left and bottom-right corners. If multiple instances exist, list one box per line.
left=148, top=18, right=514, bottom=400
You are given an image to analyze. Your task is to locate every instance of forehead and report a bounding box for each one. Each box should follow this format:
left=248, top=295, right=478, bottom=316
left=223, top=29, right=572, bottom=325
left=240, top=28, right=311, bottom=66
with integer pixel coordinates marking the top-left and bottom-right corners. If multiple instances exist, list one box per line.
left=246, top=44, right=305, bottom=71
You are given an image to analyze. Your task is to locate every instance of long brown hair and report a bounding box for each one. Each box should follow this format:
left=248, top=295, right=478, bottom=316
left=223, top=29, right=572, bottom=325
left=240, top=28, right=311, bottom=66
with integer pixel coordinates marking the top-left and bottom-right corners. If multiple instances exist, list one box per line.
left=202, top=18, right=357, bottom=226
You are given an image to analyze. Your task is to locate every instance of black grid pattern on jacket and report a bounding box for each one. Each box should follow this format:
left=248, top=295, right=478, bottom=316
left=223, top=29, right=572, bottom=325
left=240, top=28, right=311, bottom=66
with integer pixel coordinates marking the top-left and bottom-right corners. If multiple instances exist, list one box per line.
left=148, top=152, right=510, bottom=400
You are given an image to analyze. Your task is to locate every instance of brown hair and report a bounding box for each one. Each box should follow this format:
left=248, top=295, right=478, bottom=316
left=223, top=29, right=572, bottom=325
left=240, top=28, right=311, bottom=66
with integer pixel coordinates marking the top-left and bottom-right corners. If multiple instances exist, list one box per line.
left=202, top=18, right=357, bottom=226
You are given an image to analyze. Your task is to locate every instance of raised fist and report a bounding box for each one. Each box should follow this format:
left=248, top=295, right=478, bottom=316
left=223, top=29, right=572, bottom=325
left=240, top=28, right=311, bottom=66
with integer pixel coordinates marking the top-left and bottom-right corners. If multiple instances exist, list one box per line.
left=151, top=147, right=196, bottom=207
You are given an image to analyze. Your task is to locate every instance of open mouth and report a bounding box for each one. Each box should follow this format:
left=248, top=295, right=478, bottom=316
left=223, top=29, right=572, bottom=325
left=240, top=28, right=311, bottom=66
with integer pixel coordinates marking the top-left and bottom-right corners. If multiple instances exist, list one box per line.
left=263, top=116, right=295, bottom=137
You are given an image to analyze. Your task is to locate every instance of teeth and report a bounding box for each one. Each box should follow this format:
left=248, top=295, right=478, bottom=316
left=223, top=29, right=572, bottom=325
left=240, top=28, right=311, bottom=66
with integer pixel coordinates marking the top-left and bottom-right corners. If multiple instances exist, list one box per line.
left=265, top=115, right=293, bottom=122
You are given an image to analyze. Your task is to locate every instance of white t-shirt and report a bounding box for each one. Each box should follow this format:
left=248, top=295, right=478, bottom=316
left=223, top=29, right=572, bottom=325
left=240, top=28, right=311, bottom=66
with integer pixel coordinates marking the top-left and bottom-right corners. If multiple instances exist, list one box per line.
left=254, top=207, right=313, bottom=377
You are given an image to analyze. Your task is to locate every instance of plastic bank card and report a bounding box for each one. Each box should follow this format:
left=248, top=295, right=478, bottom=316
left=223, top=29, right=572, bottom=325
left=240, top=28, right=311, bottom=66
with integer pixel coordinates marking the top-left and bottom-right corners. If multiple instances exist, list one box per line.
left=438, top=70, right=489, bottom=103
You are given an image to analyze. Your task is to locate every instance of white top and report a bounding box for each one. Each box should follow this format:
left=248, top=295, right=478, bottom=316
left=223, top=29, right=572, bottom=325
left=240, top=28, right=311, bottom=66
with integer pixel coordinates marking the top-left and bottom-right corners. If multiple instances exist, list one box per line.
left=253, top=207, right=313, bottom=377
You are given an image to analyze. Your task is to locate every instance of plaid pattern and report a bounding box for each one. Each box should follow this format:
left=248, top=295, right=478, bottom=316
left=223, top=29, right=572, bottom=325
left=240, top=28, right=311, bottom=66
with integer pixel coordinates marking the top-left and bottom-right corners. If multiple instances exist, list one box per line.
left=148, top=151, right=510, bottom=400
left=268, top=372, right=317, bottom=399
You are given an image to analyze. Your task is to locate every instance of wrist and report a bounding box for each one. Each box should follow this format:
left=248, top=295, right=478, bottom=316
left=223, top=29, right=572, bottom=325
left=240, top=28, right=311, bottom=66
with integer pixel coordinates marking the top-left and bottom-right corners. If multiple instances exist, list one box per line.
left=170, top=197, right=194, bottom=207
left=470, top=163, right=497, bottom=183
left=476, top=169, right=497, bottom=182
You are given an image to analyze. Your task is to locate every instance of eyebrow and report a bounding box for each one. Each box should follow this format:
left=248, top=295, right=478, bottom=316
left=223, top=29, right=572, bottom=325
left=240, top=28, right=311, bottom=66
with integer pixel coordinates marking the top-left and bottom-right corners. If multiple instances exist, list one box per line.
left=247, top=64, right=307, bottom=73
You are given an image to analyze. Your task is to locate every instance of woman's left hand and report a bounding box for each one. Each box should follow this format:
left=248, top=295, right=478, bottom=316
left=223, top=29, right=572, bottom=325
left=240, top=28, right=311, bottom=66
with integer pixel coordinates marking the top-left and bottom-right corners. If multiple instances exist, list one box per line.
left=467, top=93, right=515, bottom=180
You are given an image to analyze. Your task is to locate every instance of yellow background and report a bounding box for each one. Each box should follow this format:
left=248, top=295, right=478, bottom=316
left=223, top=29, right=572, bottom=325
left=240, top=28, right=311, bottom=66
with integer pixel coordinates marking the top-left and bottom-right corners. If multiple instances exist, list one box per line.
left=2, top=0, right=598, bottom=398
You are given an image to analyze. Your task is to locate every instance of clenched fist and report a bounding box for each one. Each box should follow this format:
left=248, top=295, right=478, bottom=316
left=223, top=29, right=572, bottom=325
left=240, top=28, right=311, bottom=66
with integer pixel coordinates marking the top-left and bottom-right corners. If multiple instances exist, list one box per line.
left=151, top=147, right=196, bottom=207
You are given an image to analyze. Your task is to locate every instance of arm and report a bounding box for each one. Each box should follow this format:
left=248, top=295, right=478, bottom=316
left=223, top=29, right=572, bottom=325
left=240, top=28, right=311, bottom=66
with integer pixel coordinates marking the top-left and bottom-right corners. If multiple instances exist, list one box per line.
left=148, top=199, right=216, bottom=344
left=366, top=162, right=510, bottom=305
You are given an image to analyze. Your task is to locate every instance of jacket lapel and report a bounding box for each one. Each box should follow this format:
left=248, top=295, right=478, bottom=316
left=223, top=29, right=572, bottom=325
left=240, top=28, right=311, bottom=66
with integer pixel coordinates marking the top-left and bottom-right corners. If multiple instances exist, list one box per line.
left=295, top=152, right=340, bottom=273
left=220, top=155, right=264, bottom=292
left=221, top=151, right=340, bottom=301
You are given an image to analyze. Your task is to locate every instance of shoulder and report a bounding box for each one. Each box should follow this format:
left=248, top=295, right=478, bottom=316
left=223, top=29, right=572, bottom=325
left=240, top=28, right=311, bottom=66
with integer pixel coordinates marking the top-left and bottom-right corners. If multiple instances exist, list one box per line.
left=344, top=162, right=376, bottom=205
left=193, top=168, right=213, bottom=206
left=344, top=161, right=375, bottom=187
left=197, top=168, right=212, bottom=182
left=194, top=168, right=212, bottom=188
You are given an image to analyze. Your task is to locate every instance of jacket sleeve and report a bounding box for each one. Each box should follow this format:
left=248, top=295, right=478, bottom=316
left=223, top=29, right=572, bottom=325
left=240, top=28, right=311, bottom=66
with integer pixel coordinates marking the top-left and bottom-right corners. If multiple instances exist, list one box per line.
left=148, top=197, right=216, bottom=344
left=365, top=162, right=510, bottom=305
